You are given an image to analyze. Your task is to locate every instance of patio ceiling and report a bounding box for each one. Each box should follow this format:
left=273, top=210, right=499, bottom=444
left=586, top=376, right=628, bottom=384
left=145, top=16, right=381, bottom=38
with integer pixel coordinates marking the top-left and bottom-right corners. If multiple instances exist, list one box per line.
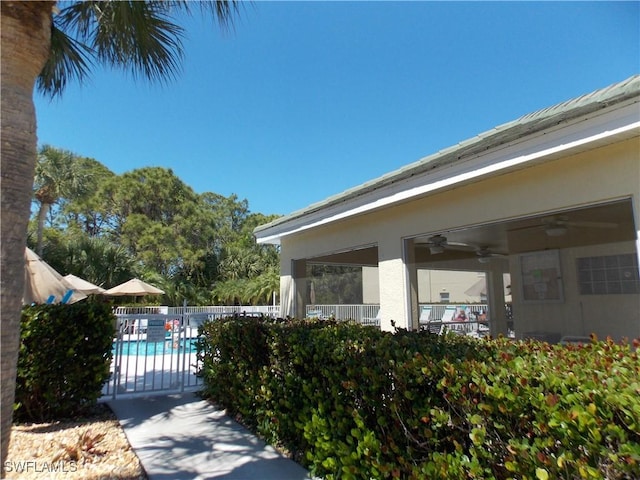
left=304, top=199, right=636, bottom=267
left=414, top=199, right=636, bottom=260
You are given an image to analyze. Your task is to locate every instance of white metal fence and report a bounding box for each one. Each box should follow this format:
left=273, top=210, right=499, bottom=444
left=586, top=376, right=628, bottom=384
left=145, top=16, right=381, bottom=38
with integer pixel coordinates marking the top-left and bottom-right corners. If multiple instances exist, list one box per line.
left=113, top=304, right=505, bottom=323
left=105, top=307, right=281, bottom=399
left=103, top=303, right=503, bottom=398
left=103, top=312, right=211, bottom=399
left=114, top=305, right=281, bottom=317
left=305, top=304, right=380, bottom=323
left=304, top=304, right=491, bottom=323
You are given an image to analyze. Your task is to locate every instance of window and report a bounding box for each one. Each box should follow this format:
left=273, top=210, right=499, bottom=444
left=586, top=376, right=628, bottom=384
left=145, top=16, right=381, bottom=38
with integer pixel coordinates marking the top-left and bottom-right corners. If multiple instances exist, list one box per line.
left=439, top=291, right=450, bottom=303
left=519, top=250, right=563, bottom=303
left=577, top=254, right=639, bottom=295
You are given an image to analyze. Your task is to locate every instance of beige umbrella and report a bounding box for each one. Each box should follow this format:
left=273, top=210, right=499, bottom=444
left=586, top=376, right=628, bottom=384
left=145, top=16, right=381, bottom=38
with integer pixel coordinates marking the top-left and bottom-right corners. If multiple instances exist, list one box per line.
left=104, top=278, right=165, bottom=296
left=464, top=278, right=486, bottom=297
left=23, top=248, right=87, bottom=305
left=464, top=277, right=512, bottom=300
left=63, top=274, right=106, bottom=295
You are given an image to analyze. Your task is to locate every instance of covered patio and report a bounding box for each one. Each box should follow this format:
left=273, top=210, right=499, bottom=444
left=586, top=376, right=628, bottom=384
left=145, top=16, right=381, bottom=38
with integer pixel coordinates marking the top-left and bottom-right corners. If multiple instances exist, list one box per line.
left=255, top=76, right=640, bottom=342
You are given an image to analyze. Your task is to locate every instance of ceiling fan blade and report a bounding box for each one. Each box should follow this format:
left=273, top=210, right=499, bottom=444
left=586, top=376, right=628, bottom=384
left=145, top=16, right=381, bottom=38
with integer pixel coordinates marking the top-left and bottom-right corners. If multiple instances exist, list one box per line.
left=566, top=220, right=618, bottom=229
left=446, top=242, right=478, bottom=251
left=427, top=235, right=477, bottom=250
left=507, top=224, right=544, bottom=233
left=476, top=247, right=506, bottom=258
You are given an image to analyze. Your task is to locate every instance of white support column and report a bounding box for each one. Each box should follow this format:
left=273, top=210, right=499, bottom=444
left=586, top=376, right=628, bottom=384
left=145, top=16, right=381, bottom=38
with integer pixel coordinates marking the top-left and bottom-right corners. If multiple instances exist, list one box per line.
left=635, top=198, right=640, bottom=340
left=279, top=257, right=307, bottom=318
left=405, top=239, right=420, bottom=331
left=279, top=256, right=294, bottom=318
left=293, top=259, right=307, bottom=319
left=634, top=195, right=640, bottom=280
left=378, top=237, right=411, bottom=332
left=487, top=268, right=508, bottom=337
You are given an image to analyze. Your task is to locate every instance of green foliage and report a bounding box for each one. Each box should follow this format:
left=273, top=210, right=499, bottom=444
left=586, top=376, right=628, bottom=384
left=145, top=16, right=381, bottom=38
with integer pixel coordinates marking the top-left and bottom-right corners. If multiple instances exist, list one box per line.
left=15, top=303, right=115, bottom=422
left=37, top=234, right=135, bottom=290
left=38, top=0, right=240, bottom=98
left=31, top=153, right=281, bottom=306
left=309, top=265, right=363, bottom=304
left=198, top=319, right=640, bottom=479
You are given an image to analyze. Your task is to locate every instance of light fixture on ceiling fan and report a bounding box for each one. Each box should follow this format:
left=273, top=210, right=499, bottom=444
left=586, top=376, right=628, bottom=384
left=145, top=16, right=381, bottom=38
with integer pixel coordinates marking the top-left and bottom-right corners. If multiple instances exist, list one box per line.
left=424, top=234, right=475, bottom=255
left=476, top=247, right=505, bottom=263
left=545, top=224, right=568, bottom=237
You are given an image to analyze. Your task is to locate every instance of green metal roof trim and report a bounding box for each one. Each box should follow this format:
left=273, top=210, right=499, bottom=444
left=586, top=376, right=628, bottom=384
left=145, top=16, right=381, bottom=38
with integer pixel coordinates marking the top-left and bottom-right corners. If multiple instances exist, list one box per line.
left=255, top=75, right=640, bottom=235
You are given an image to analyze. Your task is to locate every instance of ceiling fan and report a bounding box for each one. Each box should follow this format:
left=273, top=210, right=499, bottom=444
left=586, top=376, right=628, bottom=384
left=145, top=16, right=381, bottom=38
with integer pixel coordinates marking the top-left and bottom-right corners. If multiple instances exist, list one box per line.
left=510, top=215, right=618, bottom=237
left=421, top=235, right=506, bottom=262
left=475, top=247, right=506, bottom=263
left=422, top=234, right=476, bottom=255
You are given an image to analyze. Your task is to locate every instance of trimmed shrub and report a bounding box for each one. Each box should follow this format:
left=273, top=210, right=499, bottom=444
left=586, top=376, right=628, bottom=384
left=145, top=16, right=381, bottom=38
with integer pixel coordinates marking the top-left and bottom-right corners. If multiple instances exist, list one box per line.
left=197, top=318, right=640, bottom=479
left=15, top=302, right=115, bottom=422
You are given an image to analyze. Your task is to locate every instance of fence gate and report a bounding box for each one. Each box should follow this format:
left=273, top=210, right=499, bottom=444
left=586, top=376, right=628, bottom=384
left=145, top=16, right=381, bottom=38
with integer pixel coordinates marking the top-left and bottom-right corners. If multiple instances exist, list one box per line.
left=102, top=313, right=209, bottom=399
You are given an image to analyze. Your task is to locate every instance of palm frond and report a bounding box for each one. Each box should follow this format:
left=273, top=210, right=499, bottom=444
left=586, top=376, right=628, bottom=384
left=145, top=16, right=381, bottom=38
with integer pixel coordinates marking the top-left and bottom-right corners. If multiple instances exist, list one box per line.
left=58, top=1, right=185, bottom=84
left=38, top=1, right=241, bottom=98
left=171, top=0, right=241, bottom=31
left=37, top=23, right=94, bottom=98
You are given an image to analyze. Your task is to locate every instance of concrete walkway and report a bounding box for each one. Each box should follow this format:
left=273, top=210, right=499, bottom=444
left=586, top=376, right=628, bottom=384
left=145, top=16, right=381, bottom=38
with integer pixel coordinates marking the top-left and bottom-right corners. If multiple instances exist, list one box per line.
left=108, top=392, right=314, bottom=480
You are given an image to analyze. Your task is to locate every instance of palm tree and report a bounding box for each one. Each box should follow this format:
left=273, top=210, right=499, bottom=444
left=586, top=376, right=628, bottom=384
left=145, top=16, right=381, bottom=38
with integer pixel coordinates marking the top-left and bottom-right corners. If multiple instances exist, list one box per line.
left=0, top=1, right=239, bottom=466
left=245, top=268, right=280, bottom=305
left=33, top=145, right=90, bottom=255
left=62, top=235, right=136, bottom=288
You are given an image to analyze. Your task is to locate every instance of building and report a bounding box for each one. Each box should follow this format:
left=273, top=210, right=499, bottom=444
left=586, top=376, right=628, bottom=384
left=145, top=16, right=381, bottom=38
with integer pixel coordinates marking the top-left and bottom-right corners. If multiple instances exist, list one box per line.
left=255, top=76, right=640, bottom=341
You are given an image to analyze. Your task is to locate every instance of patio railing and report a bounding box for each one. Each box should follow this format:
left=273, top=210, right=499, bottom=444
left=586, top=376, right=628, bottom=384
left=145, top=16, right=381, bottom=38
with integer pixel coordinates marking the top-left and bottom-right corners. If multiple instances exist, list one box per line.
left=305, top=304, right=492, bottom=323
left=115, top=305, right=281, bottom=317
left=114, top=303, right=509, bottom=326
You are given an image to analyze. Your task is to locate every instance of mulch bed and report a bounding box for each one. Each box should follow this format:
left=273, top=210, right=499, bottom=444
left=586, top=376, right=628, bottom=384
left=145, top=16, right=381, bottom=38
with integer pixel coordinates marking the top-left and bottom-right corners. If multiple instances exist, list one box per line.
left=5, top=404, right=147, bottom=479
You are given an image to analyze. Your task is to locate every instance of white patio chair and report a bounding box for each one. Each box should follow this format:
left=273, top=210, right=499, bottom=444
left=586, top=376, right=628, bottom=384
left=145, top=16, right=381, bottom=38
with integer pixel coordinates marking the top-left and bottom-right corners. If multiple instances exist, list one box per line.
left=307, top=309, right=324, bottom=320
left=418, top=306, right=432, bottom=325
left=361, top=308, right=381, bottom=327
left=440, top=306, right=457, bottom=323
left=437, top=306, right=459, bottom=335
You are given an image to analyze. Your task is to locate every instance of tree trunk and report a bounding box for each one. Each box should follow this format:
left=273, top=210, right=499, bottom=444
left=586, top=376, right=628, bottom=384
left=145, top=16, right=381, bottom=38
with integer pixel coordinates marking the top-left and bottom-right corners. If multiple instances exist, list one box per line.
left=36, top=201, right=50, bottom=256
left=1, top=1, right=53, bottom=469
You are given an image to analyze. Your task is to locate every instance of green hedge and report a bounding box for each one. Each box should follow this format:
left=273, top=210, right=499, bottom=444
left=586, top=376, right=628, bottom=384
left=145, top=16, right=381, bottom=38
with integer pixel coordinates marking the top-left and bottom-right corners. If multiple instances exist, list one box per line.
left=15, top=302, right=115, bottom=422
left=197, top=318, right=640, bottom=480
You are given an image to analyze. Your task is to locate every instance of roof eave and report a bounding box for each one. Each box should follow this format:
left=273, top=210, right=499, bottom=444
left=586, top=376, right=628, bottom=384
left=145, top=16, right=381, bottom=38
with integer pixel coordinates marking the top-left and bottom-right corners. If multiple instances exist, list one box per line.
left=254, top=75, right=640, bottom=244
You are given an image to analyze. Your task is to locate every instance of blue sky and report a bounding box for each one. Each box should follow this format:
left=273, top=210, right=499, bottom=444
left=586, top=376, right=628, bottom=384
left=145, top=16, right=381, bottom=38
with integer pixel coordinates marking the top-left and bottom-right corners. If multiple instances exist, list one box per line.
left=35, top=1, right=639, bottom=217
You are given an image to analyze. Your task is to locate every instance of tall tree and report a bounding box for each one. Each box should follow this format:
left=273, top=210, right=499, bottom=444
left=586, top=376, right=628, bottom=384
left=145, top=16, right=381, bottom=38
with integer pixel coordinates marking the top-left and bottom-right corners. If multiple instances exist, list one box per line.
left=0, top=1, right=239, bottom=466
left=114, top=167, right=210, bottom=277
left=63, top=156, right=116, bottom=237
left=33, top=145, right=90, bottom=255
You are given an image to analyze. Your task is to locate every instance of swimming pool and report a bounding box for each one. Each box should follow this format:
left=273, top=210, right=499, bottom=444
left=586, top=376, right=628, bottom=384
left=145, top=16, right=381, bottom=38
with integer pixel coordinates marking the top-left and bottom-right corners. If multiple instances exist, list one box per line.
left=113, top=338, right=198, bottom=356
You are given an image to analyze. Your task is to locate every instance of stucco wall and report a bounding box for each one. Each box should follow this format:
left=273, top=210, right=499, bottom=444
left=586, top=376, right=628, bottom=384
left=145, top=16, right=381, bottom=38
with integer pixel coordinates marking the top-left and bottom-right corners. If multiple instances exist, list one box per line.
left=278, top=137, right=639, bottom=336
left=512, top=241, right=639, bottom=342
left=282, top=138, right=638, bottom=257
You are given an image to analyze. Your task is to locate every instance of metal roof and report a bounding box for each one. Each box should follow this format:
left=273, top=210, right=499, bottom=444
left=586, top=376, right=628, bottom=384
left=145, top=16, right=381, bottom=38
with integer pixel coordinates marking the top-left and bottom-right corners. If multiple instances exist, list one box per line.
left=254, top=75, right=640, bottom=237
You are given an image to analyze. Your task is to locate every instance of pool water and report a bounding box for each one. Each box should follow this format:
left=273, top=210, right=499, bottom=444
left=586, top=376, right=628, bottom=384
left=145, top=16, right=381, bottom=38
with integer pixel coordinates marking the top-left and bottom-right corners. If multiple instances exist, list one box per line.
left=114, top=338, right=198, bottom=356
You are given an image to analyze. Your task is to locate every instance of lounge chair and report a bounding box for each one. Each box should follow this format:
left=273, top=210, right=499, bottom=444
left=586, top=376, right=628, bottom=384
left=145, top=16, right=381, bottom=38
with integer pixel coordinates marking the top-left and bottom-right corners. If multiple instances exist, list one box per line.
left=307, top=309, right=324, bottom=320
left=421, top=306, right=447, bottom=334
left=418, top=306, right=432, bottom=326
left=440, top=306, right=457, bottom=323
left=436, top=306, right=459, bottom=335
left=361, top=308, right=381, bottom=327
